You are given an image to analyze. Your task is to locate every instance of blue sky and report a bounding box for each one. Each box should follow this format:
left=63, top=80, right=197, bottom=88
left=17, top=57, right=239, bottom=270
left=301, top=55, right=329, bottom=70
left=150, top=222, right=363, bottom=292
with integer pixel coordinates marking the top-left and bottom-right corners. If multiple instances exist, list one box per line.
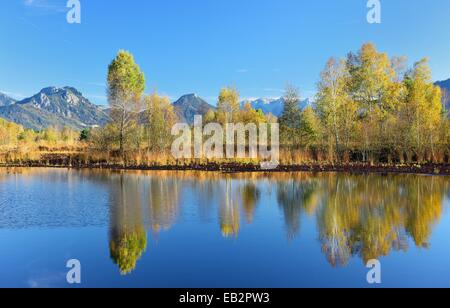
left=1, top=0, right=450, bottom=105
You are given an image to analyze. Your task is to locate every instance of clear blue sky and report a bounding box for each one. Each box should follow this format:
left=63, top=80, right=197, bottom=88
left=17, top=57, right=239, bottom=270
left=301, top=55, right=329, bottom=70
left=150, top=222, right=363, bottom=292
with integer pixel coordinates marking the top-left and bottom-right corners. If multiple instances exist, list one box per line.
left=1, top=0, right=450, bottom=105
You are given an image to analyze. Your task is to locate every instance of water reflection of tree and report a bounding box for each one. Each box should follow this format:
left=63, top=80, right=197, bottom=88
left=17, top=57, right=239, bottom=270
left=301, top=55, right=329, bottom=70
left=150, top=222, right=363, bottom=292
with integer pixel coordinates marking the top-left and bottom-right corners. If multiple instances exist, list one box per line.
left=270, top=172, right=448, bottom=266
left=276, top=178, right=320, bottom=239
left=54, top=169, right=449, bottom=271
left=109, top=174, right=147, bottom=275
left=86, top=171, right=450, bottom=269
left=220, top=179, right=240, bottom=238
left=316, top=174, right=447, bottom=266
left=240, top=181, right=260, bottom=223
left=147, top=176, right=180, bottom=233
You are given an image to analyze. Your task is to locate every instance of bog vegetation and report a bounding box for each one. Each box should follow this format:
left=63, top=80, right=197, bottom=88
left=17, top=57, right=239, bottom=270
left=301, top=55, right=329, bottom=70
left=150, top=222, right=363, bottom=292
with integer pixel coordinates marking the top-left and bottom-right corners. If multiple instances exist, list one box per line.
left=1, top=43, right=449, bottom=167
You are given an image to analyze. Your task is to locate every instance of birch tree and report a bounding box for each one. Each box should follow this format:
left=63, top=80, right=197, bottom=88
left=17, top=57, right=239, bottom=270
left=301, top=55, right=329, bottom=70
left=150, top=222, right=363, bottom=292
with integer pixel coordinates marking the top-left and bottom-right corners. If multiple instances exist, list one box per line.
left=107, top=50, right=145, bottom=158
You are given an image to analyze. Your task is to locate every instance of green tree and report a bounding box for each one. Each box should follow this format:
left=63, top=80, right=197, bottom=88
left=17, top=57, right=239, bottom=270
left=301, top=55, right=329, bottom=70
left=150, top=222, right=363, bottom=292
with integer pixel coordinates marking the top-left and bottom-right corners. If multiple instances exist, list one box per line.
left=0, top=118, right=23, bottom=147
left=402, top=59, right=443, bottom=161
left=144, top=93, right=178, bottom=152
left=279, top=85, right=302, bottom=148
left=299, top=106, right=322, bottom=150
left=90, top=124, right=117, bottom=152
left=42, top=127, right=59, bottom=144
left=346, top=43, right=399, bottom=162
left=240, top=102, right=267, bottom=124
left=107, top=50, right=145, bottom=158
left=18, top=129, right=36, bottom=144
left=204, top=109, right=217, bottom=124
left=61, top=127, right=77, bottom=144
left=316, top=58, right=356, bottom=161
left=217, top=87, right=240, bottom=124
left=79, top=129, right=90, bottom=141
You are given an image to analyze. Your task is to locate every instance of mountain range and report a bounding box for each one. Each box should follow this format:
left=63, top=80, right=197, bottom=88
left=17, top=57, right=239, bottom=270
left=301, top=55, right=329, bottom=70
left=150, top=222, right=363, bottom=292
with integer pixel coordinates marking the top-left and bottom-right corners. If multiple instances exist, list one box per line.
left=241, top=97, right=312, bottom=117
left=435, top=79, right=450, bottom=111
left=0, top=87, right=110, bottom=131
left=1, top=79, right=448, bottom=131
left=0, top=88, right=219, bottom=130
left=171, top=95, right=313, bottom=122
left=0, top=92, right=17, bottom=107
left=0, top=88, right=289, bottom=130
left=173, top=94, right=215, bottom=123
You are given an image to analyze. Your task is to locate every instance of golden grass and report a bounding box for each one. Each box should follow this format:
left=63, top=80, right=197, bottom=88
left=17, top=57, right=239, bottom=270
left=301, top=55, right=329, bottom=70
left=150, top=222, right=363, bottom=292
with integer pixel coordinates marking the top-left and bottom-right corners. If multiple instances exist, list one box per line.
left=1, top=142, right=448, bottom=167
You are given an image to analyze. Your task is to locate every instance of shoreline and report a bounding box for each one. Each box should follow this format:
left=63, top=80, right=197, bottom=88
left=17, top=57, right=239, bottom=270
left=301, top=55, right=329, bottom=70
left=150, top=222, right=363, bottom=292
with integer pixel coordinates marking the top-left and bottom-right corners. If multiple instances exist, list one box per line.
left=1, top=162, right=449, bottom=176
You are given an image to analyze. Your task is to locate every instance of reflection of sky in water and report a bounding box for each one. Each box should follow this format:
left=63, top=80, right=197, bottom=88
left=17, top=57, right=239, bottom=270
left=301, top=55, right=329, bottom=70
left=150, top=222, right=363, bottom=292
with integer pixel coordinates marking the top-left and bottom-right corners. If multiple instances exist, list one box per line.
left=0, top=168, right=449, bottom=287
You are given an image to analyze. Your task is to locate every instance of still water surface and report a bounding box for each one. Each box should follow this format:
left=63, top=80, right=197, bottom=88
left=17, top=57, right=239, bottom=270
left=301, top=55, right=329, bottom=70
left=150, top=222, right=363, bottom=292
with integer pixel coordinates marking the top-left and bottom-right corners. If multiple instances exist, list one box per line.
left=0, top=168, right=449, bottom=287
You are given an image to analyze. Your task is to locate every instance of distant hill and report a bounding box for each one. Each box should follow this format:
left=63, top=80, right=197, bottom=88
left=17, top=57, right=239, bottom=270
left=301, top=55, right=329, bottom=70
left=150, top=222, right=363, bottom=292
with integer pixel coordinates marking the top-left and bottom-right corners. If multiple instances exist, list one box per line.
left=241, top=97, right=313, bottom=117
left=173, top=94, right=215, bottom=124
left=0, top=87, right=110, bottom=130
left=435, top=79, right=450, bottom=111
left=0, top=92, right=16, bottom=107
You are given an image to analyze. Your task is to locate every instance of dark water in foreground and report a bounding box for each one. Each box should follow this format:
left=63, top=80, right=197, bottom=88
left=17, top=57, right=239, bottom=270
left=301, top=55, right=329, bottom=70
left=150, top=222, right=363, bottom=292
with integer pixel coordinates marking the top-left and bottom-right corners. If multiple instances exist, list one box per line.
left=0, top=168, right=449, bottom=288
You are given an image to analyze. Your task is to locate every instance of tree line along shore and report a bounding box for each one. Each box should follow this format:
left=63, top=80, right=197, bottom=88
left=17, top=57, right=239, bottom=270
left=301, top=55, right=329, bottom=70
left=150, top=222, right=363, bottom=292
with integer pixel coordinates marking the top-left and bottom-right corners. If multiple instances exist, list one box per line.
left=0, top=43, right=449, bottom=174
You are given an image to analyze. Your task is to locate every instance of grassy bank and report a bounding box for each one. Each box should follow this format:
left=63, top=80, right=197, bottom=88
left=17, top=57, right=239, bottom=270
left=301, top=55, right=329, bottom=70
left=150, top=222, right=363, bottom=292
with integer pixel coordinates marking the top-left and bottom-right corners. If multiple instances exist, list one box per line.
left=1, top=151, right=449, bottom=175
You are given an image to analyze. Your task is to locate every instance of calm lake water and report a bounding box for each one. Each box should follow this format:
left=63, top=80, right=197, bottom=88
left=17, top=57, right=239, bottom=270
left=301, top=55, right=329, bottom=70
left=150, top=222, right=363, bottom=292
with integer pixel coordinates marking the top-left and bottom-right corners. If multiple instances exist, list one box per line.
left=0, top=168, right=449, bottom=288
